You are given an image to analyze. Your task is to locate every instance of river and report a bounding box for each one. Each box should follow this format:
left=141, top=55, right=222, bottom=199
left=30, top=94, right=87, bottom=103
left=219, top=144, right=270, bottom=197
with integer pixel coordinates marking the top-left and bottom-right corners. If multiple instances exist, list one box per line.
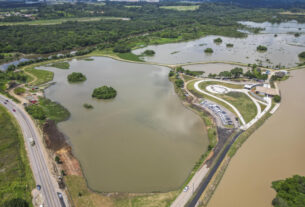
left=208, top=69, right=305, bottom=207
left=42, top=57, right=208, bottom=193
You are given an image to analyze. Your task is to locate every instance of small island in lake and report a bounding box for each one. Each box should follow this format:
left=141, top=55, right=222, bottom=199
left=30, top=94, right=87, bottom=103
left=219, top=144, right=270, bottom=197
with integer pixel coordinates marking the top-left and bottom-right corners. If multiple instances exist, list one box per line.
left=92, top=86, right=117, bottom=99
left=67, top=72, right=87, bottom=83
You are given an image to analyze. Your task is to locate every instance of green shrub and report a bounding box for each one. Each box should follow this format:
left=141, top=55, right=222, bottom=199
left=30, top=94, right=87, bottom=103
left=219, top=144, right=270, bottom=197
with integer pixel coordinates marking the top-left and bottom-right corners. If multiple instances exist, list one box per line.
left=273, top=95, right=281, bottom=103
left=298, top=51, right=305, bottom=59
left=14, top=87, right=26, bottom=95
left=92, top=86, right=117, bottom=99
left=226, top=43, right=234, bottom=47
left=67, top=72, right=86, bottom=83
left=213, top=37, right=222, bottom=43
left=257, top=45, right=267, bottom=51
left=142, top=50, right=155, bottom=56
left=204, top=48, right=213, bottom=53
left=25, top=104, right=46, bottom=120
left=175, top=79, right=184, bottom=88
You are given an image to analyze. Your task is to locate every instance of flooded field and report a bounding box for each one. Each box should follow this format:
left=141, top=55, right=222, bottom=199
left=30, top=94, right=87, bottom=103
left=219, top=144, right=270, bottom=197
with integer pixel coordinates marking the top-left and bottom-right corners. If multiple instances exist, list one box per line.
left=208, top=69, right=305, bottom=207
left=133, top=21, right=305, bottom=68
left=42, top=57, right=208, bottom=193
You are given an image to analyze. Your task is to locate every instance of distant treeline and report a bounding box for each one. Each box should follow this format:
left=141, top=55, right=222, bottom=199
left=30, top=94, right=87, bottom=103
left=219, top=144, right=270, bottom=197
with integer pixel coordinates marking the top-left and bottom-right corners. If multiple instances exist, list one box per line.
left=0, top=2, right=303, bottom=55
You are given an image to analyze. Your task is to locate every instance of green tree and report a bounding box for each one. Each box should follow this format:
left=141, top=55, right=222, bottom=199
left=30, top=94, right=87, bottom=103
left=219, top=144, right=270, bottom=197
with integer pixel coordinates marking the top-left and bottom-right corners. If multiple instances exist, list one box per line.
left=204, top=48, right=213, bottom=53
left=175, top=79, right=184, bottom=88
left=3, top=198, right=29, bottom=207
left=273, top=95, right=281, bottom=103
left=230, top=67, right=243, bottom=78
left=25, top=105, right=46, bottom=120
left=67, top=72, right=86, bottom=83
left=92, top=86, right=117, bottom=99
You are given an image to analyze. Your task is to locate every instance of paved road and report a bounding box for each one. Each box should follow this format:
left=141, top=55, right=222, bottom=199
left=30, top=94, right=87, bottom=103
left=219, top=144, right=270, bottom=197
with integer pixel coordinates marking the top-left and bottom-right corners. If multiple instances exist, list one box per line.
left=187, top=130, right=244, bottom=207
left=0, top=94, right=65, bottom=207
left=171, top=165, right=209, bottom=207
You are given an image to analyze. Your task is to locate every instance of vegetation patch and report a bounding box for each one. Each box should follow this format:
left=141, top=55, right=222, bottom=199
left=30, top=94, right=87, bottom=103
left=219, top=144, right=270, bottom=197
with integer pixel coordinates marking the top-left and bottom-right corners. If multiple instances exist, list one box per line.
left=298, top=51, right=305, bottom=59
left=271, top=175, right=305, bottom=207
left=25, top=67, right=54, bottom=86
left=257, top=45, right=268, bottom=52
left=204, top=48, right=214, bottom=53
left=273, top=95, right=281, bottom=103
left=117, top=52, right=143, bottom=62
left=26, top=98, right=70, bottom=122
left=0, top=105, right=34, bottom=206
left=83, top=103, right=93, bottom=109
left=14, top=87, right=26, bottom=95
left=49, top=62, right=70, bottom=70
left=226, top=43, right=234, bottom=48
left=92, top=86, right=117, bottom=99
left=213, top=38, right=223, bottom=43
left=67, top=72, right=87, bottom=83
left=141, top=50, right=155, bottom=56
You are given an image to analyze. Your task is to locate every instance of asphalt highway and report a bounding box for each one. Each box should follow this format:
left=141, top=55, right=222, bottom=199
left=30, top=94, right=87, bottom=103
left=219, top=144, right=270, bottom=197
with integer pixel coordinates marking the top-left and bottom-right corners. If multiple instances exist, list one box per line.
left=0, top=94, right=65, bottom=207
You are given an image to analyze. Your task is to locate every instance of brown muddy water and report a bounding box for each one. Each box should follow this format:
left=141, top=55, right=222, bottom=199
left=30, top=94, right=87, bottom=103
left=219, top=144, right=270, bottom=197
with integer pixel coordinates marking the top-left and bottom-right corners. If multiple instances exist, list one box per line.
left=208, top=69, right=305, bottom=207
left=41, top=57, right=208, bottom=193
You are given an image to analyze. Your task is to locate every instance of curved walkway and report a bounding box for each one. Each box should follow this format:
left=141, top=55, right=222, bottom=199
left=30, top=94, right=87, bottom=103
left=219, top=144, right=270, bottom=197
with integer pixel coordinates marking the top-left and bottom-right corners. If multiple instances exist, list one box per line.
left=193, top=79, right=272, bottom=130
left=194, top=80, right=246, bottom=126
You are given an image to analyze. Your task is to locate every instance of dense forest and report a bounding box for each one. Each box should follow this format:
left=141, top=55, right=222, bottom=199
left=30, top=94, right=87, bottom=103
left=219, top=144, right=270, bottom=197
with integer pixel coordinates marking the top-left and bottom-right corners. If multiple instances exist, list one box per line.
left=271, top=175, right=305, bottom=207
left=0, top=2, right=303, bottom=55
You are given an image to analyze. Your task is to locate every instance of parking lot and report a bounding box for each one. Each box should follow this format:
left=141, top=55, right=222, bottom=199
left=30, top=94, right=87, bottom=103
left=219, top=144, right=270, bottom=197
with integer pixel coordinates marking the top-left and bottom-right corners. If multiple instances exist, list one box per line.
left=199, top=99, right=239, bottom=128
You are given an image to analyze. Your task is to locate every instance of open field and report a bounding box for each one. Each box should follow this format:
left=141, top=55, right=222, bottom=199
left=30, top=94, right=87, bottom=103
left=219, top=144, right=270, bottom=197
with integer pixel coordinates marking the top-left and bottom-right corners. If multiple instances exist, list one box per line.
left=65, top=175, right=179, bottom=207
left=25, top=67, right=54, bottom=86
left=0, top=16, right=128, bottom=26
left=279, top=11, right=305, bottom=16
left=160, top=5, right=200, bottom=11
left=219, top=92, right=257, bottom=123
left=0, top=105, right=35, bottom=206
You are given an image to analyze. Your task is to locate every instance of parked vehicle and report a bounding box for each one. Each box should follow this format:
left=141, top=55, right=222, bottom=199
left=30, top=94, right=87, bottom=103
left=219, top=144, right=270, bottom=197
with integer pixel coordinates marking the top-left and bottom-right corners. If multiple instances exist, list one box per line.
left=28, top=137, right=35, bottom=146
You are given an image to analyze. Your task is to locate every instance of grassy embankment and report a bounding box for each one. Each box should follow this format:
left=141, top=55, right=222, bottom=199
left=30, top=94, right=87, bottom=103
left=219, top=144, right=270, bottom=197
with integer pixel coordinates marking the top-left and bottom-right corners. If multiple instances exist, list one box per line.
left=89, top=49, right=144, bottom=62
left=25, top=67, right=54, bottom=86
left=160, top=5, right=200, bottom=11
left=0, top=105, right=35, bottom=206
left=49, top=62, right=70, bottom=70
left=39, top=97, right=70, bottom=123
left=65, top=175, right=179, bottom=207
left=0, top=17, right=128, bottom=26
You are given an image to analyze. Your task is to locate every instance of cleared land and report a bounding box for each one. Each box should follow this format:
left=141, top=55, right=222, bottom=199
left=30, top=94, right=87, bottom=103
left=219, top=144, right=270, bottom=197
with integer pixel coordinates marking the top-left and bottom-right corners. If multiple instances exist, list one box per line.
left=25, top=67, right=54, bottom=86
left=0, top=16, right=128, bottom=26
left=0, top=105, right=34, bottom=205
left=279, top=11, right=305, bottom=16
left=160, top=5, right=200, bottom=11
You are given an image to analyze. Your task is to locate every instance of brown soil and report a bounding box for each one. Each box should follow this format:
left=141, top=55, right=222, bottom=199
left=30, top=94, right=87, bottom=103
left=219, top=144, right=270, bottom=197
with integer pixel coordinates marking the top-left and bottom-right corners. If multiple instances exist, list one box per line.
left=43, top=120, right=68, bottom=151
left=57, top=146, right=83, bottom=176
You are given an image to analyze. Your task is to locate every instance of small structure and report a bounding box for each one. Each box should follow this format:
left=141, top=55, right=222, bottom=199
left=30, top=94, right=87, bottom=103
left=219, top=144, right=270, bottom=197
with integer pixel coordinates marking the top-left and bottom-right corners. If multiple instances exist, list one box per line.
left=244, top=84, right=253, bottom=90
left=255, top=86, right=279, bottom=96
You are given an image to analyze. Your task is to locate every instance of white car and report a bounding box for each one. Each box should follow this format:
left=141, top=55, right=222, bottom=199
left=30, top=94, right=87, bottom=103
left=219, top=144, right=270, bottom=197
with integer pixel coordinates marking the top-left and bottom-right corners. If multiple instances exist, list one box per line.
left=183, top=186, right=189, bottom=192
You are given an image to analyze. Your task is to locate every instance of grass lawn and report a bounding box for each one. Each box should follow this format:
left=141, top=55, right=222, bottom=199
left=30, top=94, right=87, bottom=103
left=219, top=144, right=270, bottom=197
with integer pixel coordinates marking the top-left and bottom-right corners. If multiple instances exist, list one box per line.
left=49, top=62, right=70, bottom=70
left=25, top=67, right=54, bottom=86
left=0, top=16, right=128, bottom=26
left=160, top=5, right=200, bottom=11
left=219, top=92, right=257, bottom=123
left=0, top=105, right=35, bottom=206
left=117, top=52, right=143, bottom=62
left=39, top=97, right=70, bottom=123
left=65, top=175, right=179, bottom=207
left=182, top=74, right=195, bottom=82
